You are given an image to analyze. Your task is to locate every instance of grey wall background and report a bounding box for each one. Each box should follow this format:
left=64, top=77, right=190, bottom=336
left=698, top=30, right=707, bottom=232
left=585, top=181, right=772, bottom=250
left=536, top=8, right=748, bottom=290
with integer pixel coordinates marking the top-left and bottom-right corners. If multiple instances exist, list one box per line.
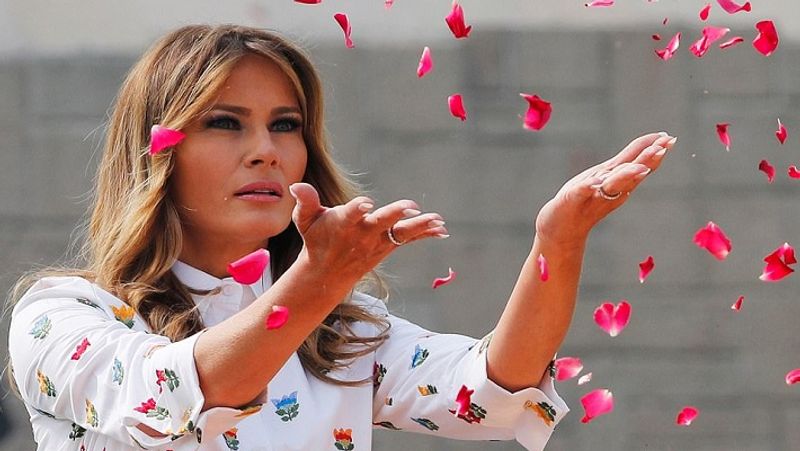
left=2, top=1, right=800, bottom=450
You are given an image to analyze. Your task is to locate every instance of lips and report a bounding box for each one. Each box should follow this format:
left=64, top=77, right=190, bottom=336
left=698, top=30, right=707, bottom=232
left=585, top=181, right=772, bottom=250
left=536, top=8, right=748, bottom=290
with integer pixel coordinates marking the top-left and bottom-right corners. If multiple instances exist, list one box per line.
left=234, top=181, right=284, bottom=197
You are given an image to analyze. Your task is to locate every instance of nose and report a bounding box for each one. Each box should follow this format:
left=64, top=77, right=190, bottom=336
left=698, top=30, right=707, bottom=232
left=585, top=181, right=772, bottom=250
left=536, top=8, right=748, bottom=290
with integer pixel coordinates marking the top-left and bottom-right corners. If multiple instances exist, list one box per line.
left=244, top=129, right=280, bottom=168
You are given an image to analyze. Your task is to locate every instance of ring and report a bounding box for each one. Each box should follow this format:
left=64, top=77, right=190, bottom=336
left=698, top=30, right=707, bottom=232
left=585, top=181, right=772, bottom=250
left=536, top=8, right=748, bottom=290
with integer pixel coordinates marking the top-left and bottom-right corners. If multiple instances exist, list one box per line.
left=387, top=225, right=404, bottom=246
left=597, top=185, right=622, bottom=201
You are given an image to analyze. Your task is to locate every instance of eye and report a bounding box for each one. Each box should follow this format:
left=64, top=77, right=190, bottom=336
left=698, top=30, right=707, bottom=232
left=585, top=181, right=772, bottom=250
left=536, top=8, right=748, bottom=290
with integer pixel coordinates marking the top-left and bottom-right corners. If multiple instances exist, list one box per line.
left=271, top=117, right=303, bottom=133
left=206, top=115, right=241, bottom=130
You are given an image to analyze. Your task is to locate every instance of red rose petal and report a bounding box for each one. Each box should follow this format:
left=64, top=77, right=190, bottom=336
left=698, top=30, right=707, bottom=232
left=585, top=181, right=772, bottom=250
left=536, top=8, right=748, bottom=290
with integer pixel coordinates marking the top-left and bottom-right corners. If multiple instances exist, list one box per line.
left=731, top=295, right=744, bottom=311
left=759, top=242, right=796, bottom=282
left=417, top=46, right=433, bottom=78
left=655, top=32, right=681, bottom=61
left=554, top=357, right=583, bottom=381
left=719, top=36, right=744, bottom=49
left=227, top=249, right=270, bottom=284
left=662, top=17, right=669, bottom=26
left=580, top=388, right=614, bottom=423
left=638, top=255, right=655, bottom=283
left=759, top=159, right=776, bottom=183
left=753, top=20, right=779, bottom=57
left=690, top=26, right=730, bottom=58
left=700, top=4, right=712, bottom=21
left=445, top=1, right=472, bottom=39
left=520, top=93, right=553, bottom=131
left=537, top=253, right=549, bottom=282
left=385, top=0, right=394, bottom=9
left=149, top=125, right=186, bottom=156
left=716, top=123, right=731, bottom=151
left=652, top=34, right=662, bottom=41
left=676, top=406, right=699, bottom=426
left=585, top=0, right=614, bottom=6
left=265, top=305, right=290, bottom=330
left=455, top=385, right=474, bottom=416
left=716, top=0, right=751, bottom=14
left=432, top=267, right=456, bottom=289
left=776, top=118, right=788, bottom=145
left=333, top=13, right=354, bottom=49
left=693, top=221, right=732, bottom=260
left=786, top=368, right=800, bottom=385
left=593, top=301, right=631, bottom=338
left=294, top=0, right=322, bottom=3
left=578, top=372, right=593, bottom=385
left=789, top=166, right=800, bottom=179
left=448, top=94, right=467, bottom=121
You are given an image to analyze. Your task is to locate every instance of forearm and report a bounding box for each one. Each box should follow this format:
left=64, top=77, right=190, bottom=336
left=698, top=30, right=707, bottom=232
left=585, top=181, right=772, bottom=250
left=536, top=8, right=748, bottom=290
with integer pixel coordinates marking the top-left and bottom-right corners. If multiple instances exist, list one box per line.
left=486, top=235, right=586, bottom=392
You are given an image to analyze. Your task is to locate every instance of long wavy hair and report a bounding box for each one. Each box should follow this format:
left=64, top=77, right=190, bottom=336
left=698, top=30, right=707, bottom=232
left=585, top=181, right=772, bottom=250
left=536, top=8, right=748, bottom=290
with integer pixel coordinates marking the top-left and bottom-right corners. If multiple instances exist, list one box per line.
left=5, top=24, right=390, bottom=390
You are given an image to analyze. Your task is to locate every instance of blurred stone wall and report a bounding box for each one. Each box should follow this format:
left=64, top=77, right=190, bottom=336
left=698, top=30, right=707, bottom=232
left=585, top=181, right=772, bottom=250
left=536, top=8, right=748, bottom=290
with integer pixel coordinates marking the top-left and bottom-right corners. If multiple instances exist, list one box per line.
left=2, top=28, right=799, bottom=450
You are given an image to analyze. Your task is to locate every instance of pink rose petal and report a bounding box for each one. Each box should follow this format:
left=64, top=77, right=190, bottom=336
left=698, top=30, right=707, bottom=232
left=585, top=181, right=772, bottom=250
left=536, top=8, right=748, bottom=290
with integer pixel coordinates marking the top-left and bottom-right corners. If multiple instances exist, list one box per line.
left=716, top=123, right=731, bottom=151
left=455, top=385, right=474, bottom=416
left=537, top=253, right=549, bottom=282
left=294, top=0, right=323, bottom=3
left=585, top=0, right=614, bottom=6
left=448, top=94, right=467, bottom=121
left=693, top=221, right=732, bottom=260
left=652, top=34, right=662, bottom=41
left=700, top=4, right=711, bottom=21
left=594, top=301, right=631, bottom=338
left=432, top=267, right=456, bottom=289
left=753, top=20, right=779, bottom=57
left=719, top=36, right=744, bottom=49
left=776, top=118, right=788, bottom=145
left=385, top=0, right=394, bottom=9
left=690, top=26, right=730, bottom=58
left=417, top=46, right=433, bottom=78
left=758, top=159, right=776, bottom=183
left=227, top=249, right=270, bottom=284
left=580, top=388, right=614, bottom=423
left=149, top=125, right=186, bottom=156
left=554, top=357, right=583, bottom=381
left=578, top=372, right=593, bottom=385
left=786, top=368, right=800, bottom=385
left=716, top=0, right=751, bottom=14
left=731, top=295, right=744, bottom=311
left=662, top=17, right=669, bottom=26
left=333, top=13, right=354, bottom=49
left=789, top=166, right=800, bottom=179
left=676, top=406, right=699, bottom=426
left=759, top=242, right=796, bottom=282
left=638, top=255, right=655, bottom=283
left=265, top=305, right=290, bottom=330
left=655, top=32, right=681, bottom=61
left=520, top=93, right=553, bottom=131
left=445, top=1, right=472, bottom=39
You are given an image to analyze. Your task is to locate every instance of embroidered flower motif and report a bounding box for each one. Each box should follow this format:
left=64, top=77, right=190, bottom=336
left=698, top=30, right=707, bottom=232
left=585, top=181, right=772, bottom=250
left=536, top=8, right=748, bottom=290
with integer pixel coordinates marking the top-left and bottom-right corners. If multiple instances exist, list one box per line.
left=85, top=399, right=99, bottom=428
left=111, top=304, right=135, bottom=328
left=36, top=369, right=57, bottom=397
left=410, top=417, right=440, bottom=431
left=234, top=404, right=263, bottom=418
left=333, top=428, right=355, bottom=450
left=524, top=400, right=556, bottom=426
left=29, top=315, right=52, bottom=339
left=373, top=363, right=387, bottom=388
left=75, top=297, right=103, bottom=310
left=177, top=408, right=196, bottom=434
left=223, top=427, right=240, bottom=450
left=68, top=422, right=86, bottom=440
left=448, top=402, right=487, bottom=424
left=417, top=384, right=439, bottom=396
left=134, top=398, right=170, bottom=420
left=410, top=344, right=429, bottom=369
left=384, top=397, right=393, bottom=406
left=71, top=338, right=91, bottom=360
left=155, top=368, right=180, bottom=393
left=111, top=358, right=124, bottom=385
left=547, top=359, right=557, bottom=379
left=373, top=421, right=401, bottom=430
left=477, top=333, right=493, bottom=355
left=270, top=391, right=300, bottom=422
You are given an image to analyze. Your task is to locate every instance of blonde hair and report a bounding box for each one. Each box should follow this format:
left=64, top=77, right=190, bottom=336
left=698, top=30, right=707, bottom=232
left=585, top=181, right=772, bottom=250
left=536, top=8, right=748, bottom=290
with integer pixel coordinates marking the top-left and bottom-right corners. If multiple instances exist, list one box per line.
left=5, top=24, right=390, bottom=391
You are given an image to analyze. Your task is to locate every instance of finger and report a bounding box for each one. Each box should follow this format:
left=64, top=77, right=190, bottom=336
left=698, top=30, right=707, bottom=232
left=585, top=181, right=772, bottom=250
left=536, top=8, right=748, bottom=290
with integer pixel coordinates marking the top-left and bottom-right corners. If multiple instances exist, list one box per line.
left=363, top=199, right=421, bottom=229
left=607, top=132, right=670, bottom=167
left=289, top=183, right=324, bottom=234
left=340, top=195, right=376, bottom=224
left=387, top=213, right=447, bottom=244
left=587, top=163, right=651, bottom=201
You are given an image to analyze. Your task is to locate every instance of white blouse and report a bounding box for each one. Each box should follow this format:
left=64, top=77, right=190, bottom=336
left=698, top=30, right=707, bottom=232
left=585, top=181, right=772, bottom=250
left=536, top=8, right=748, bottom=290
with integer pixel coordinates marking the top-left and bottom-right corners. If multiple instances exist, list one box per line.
left=8, top=260, right=568, bottom=450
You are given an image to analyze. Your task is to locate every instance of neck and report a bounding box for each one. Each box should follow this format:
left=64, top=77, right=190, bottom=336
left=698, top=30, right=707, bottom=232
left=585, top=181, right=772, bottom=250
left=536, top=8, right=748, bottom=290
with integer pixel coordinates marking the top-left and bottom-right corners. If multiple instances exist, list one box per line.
left=179, top=231, right=268, bottom=279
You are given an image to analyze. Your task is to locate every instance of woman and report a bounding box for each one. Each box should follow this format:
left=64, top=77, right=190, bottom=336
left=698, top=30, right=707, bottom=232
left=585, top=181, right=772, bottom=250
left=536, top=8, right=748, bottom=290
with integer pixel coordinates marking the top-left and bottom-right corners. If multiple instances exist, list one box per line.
left=6, top=24, right=673, bottom=450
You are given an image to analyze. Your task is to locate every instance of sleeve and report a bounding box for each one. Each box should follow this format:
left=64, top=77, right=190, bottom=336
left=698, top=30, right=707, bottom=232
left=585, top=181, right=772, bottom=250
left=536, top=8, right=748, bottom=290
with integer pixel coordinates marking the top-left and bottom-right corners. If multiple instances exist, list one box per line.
left=366, top=296, right=569, bottom=451
left=7, top=277, right=263, bottom=449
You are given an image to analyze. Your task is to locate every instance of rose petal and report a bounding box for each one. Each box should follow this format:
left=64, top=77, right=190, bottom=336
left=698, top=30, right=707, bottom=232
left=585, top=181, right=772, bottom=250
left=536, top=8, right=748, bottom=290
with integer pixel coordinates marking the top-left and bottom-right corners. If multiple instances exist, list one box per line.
left=676, top=406, right=699, bottom=426
left=149, top=125, right=186, bottom=156
left=417, top=46, right=433, bottom=78
left=655, top=32, right=681, bottom=61
left=519, top=93, right=553, bottom=131
left=455, top=385, right=474, bottom=416
left=538, top=253, right=549, bottom=282
left=578, top=372, right=593, bottom=385
left=448, top=94, right=467, bottom=121
left=776, top=118, right=788, bottom=145
left=786, top=368, right=800, bottom=385
left=789, top=166, right=800, bottom=179
left=652, top=34, right=662, bottom=41
left=731, top=295, right=744, bottom=311
left=265, top=305, right=290, bottom=330
left=662, top=17, right=669, bottom=26
left=690, top=26, right=730, bottom=58
left=753, top=20, right=779, bottom=57
left=554, top=357, right=583, bottom=381
left=294, top=0, right=323, bottom=3
left=719, top=36, right=745, bottom=49
left=715, top=0, right=751, bottom=14
left=432, top=267, right=456, bottom=289
left=580, top=388, right=614, bottom=423
left=700, top=4, right=711, bottom=21
left=585, top=0, right=614, bottom=6
left=716, top=123, right=731, bottom=151
left=759, top=243, right=796, bottom=282
left=445, top=1, right=472, bottom=39
left=693, top=221, right=732, bottom=260
left=385, top=0, right=394, bottom=9
left=227, top=249, right=270, bottom=284
left=759, top=159, right=776, bottom=183
left=593, top=301, right=631, bottom=338
left=333, top=13, right=354, bottom=49
left=639, top=255, right=655, bottom=283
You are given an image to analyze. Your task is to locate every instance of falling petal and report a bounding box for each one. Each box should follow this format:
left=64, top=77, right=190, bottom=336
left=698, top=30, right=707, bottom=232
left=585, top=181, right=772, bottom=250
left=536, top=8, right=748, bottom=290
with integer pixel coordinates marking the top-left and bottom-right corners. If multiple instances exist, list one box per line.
left=652, top=34, right=662, bottom=41
left=759, top=242, right=796, bottom=282
left=448, top=94, right=467, bottom=121
left=776, top=119, right=788, bottom=144
left=715, top=0, right=751, bottom=14
left=333, top=13, right=354, bottom=48
left=759, top=159, right=776, bottom=183
left=149, top=125, right=186, bottom=156
left=690, top=26, right=730, bottom=58
left=417, top=46, right=433, bottom=78
left=731, top=295, right=744, bottom=311
left=716, top=123, right=731, bottom=151
left=580, top=389, right=614, bottom=423
left=265, top=305, right=290, bottom=330
left=786, top=368, right=800, bottom=385
left=554, top=357, right=583, bottom=381
left=693, top=221, right=732, bottom=260
left=753, top=20, right=779, bottom=56
left=520, top=93, right=553, bottom=131
left=638, top=256, right=655, bottom=283
left=789, top=166, right=800, bottom=179
left=655, top=32, right=681, bottom=61
left=676, top=406, right=699, bottom=426
left=227, top=249, right=270, bottom=284
left=578, top=373, right=593, bottom=385
left=294, top=0, right=323, bottom=3
left=445, top=1, right=472, bottom=39
left=593, top=301, right=631, bottom=338
left=699, top=4, right=711, bottom=21
left=432, top=267, right=456, bottom=289
left=385, top=0, right=394, bottom=9
left=585, top=0, right=615, bottom=6
left=719, top=36, right=745, bottom=49
left=455, top=385, right=474, bottom=416
left=537, top=254, right=549, bottom=282
left=662, top=17, right=669, bottom=26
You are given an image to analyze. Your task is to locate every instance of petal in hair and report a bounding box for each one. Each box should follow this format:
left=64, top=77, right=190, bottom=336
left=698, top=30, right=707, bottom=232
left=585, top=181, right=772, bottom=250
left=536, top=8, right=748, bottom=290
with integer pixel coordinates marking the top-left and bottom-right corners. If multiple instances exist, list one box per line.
left=445, top=1, right=472, bottom=39
left=227, top=249, right=270, bottom=284
left=639, top=255, right=655, bottom=283
left=149, top=125, right=186, bottom=156
left=265, top=305, right=290, bottom=330
left=432, top=267, right=457, bottom=289
left=716, top=123, right=731, bottom=151
left=716, top=0, right=751, bottom=14
left=655, top=32, right=681, bottom=61
left=753, top=20, right=779, bottom=57
left=759, top=159, right=776, bottom=183
left=580, top=389, right=614, bottom=423
left=520, top=93, right=553, bottom=131
left=693, top=221, right=732, bottom=260
left=554, top=357, right=583, bottom=381
left=417, top=46, right=433, bottom=78
left=759, top=243, right=796, bottom=282
left=776, top=118, right=788, bottom=145
left=448, top=94, right=467, bottom=121
left=593, top=301, right=631, bottom=338
left=537, top=254, right=549, bottom=282
left=676, top=406, right=699, bottom=426
left=333, top=13, right=354, bottom=48
left=731, top=295, right=744, bottom=311
left=719, top=36, right=744, bottom=49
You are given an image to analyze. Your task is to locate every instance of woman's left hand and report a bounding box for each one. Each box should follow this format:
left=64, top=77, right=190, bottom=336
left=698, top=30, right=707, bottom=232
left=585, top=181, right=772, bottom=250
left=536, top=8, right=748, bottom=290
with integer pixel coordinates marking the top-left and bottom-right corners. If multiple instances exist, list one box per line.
left=535, top=132, right=676, bottom=247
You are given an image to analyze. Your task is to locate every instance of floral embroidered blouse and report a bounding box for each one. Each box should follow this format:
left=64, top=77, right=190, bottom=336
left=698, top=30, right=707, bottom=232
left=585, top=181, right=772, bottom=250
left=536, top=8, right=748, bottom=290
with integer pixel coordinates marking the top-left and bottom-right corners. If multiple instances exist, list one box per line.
left=8, top=260, right=568, bottom=450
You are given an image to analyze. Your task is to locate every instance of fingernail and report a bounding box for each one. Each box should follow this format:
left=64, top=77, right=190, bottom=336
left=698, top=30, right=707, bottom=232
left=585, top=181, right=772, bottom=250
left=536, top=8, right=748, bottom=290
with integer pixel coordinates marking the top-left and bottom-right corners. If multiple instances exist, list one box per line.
left=654, top=147, right=667, bottom=158
left=435, top=233, right=451, bottom=239
left=666, top=137, right=677, bottom=147
left=403, top=208, right=421, bottom=217
left=428, top=219, right=445, bottom=227
left=658, top=131, right=669, bottom=137
left=635, top=168, right=652, bottom=179
left=358, top=203, right=374, bottom=212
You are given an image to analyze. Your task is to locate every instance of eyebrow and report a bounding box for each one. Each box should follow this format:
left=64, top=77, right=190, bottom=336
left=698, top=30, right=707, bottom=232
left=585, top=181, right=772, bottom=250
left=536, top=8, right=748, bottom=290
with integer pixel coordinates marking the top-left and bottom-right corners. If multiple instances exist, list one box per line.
left=211, top=104, right=302, bottom=116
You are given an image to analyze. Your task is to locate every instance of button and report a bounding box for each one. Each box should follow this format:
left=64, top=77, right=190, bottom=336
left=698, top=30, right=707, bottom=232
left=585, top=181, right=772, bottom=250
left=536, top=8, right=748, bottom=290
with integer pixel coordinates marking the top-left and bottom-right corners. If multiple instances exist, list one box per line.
left=221, top=284, right=240, bottom=297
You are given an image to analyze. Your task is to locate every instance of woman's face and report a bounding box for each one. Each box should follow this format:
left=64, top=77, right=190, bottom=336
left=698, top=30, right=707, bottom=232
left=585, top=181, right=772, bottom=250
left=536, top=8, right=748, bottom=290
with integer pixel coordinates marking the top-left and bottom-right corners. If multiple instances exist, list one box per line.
left=171, top=54, right=308, bottom=258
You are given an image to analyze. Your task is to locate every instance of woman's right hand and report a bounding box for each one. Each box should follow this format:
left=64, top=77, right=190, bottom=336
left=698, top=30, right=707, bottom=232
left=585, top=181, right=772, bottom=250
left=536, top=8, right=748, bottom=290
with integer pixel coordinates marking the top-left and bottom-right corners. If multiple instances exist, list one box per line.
left=288, top=182, right=448, bottom=282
